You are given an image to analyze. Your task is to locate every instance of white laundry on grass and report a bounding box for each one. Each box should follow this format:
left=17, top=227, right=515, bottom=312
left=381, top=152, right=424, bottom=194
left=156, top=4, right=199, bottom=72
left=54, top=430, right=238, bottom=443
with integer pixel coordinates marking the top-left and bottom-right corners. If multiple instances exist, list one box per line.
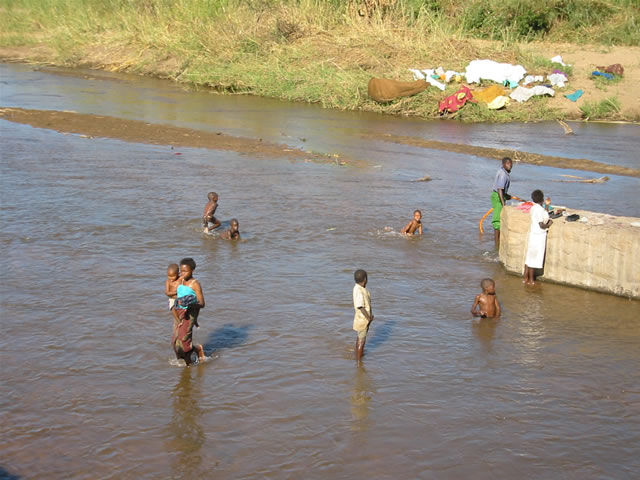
left=409, top=69, right=446, bottom=90
left=509, top=85, right=555, bottom=103
left=409, top=67, right=462, bottom=90
left=464, top=59, right=526, bottom=85
left=547, top=73, right=568, bottom=88
left=522, top=75, right=544, bottom=86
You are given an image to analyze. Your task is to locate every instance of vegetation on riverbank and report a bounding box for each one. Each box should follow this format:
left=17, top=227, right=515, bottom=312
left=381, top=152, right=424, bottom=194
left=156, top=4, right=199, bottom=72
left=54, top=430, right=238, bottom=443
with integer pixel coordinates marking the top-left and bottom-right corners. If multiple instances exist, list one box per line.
left=1, top=0, right=638, bottom=122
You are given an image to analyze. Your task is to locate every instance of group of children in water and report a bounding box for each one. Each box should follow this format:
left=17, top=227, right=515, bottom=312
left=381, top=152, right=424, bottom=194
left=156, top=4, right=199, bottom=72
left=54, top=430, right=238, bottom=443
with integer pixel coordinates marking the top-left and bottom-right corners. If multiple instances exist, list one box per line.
left=166, top=175, right=553, bottom=365
left=163, top=192, right=242, bottom=365
left=202, top=192, right=240, bottom=240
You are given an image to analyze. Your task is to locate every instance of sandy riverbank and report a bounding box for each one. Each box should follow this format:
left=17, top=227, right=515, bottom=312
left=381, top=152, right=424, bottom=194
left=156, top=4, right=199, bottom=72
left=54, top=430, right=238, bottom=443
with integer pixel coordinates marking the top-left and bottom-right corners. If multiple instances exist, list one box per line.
left=0, top=107, right=348, bottom=165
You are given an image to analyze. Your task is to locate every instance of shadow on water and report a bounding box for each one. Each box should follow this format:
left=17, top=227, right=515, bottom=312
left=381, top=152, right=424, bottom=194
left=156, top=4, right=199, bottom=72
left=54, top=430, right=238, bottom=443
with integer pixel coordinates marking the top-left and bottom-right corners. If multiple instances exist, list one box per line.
left=203, top=324, right=251, bottom=354
left=351, top=366, right=376, bottom=433
left=0, top=466, right=21, bottom=479
left=472, top=317, right=499, bottom=353
left=166, top=367, right=205, bottom=478
left=366, top=320, right=396, bottom=351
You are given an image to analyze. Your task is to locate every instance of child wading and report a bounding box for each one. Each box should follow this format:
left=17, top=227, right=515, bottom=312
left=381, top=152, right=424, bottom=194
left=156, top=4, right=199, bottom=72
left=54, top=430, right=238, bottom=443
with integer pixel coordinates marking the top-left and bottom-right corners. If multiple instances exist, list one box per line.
left=171, top=258, right=206, bottom=365
left=471, top=278, right=501, bottom=318
left=220, top=218, right=240, bottom=240
left=524, top=190, right=552, bottom=285
left=352, top=269, right=373, bottom=363
left=202, top=192, right=221, bottom=233
left=401, top=209, right=423, bottom=236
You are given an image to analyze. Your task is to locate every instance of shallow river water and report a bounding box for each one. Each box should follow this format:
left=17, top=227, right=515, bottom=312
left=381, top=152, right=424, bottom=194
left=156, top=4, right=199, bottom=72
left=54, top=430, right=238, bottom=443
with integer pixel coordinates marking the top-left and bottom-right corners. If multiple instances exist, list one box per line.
left=1, top=63, right=640, bottom=480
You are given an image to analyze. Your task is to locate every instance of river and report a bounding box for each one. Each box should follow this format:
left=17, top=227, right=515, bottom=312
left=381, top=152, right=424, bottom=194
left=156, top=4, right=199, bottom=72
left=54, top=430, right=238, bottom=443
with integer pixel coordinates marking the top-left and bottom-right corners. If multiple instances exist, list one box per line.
left=1, top=63, right=639, bottom=480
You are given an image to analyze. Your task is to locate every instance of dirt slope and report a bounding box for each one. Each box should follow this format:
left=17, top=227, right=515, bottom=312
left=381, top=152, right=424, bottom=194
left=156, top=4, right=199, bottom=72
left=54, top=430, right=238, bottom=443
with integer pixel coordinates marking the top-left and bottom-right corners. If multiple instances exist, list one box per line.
left=527, top=43, right=640, bottom=120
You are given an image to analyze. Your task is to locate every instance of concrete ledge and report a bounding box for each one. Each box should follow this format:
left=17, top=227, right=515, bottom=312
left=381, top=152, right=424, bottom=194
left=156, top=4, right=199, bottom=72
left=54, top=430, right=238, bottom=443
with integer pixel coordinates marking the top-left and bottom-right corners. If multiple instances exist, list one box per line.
left=499, top=206, right=640, bottom=299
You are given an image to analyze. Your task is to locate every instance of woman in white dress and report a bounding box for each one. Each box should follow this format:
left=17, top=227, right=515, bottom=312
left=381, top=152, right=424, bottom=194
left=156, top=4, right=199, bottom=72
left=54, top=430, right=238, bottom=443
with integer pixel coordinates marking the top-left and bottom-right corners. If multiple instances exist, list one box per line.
left=524, top=190, right=553, bottom=285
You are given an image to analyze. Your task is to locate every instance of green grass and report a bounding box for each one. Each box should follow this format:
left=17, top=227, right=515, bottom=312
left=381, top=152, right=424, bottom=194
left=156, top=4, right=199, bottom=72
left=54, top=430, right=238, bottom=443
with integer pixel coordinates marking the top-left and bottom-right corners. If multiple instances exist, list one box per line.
left=579, top=96, right=622, bottom=120
left=457, top=0, right=639, bottom=45
left=522, top=55, right=574, bottom=77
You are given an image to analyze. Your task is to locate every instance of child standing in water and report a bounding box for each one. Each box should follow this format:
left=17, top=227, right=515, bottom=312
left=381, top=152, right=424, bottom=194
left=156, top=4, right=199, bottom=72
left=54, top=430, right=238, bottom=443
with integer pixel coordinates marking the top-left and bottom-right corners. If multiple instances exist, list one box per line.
left=171, top=257, right=206, bottom=365
left=164, top=263, right=180, bottom=310
left=524, top=190, right=552, bottom=285
left=401, top=210, right=423, bottom=235
left=471, top=278, right=501, bottom=318
left=353, top=269, right=373, bottom=363
left=202, top=192, right=221, bottom=233
left=220, top=218, right=240, bottom=240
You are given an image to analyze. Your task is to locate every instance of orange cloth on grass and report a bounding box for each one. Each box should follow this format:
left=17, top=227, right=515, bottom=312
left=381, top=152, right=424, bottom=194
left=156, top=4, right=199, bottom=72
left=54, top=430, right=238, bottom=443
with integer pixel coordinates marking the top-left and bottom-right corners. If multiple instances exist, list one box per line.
left=472, top=84, right=506, bottom=104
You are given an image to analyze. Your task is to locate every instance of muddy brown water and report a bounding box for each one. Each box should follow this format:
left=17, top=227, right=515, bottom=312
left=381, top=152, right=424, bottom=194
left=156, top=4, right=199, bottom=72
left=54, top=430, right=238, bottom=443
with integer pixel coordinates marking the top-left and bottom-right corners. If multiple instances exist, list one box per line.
left=1, top=63, right=640, bottom=480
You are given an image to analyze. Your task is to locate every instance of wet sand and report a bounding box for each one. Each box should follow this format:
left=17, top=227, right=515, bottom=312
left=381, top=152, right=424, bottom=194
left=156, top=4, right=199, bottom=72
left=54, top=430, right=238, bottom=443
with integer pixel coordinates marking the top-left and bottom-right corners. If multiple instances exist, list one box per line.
left=2, top=106, right=637, bottom=178
left=363, top=132, right=640, bottom=178
left=0, top=107, right=347, bottom=165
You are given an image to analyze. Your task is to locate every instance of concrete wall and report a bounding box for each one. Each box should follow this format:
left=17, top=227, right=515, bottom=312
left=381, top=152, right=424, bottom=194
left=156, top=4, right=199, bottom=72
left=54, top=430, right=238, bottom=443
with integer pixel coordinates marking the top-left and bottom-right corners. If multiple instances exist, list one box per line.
left=499, top=206, right=640, bottom=299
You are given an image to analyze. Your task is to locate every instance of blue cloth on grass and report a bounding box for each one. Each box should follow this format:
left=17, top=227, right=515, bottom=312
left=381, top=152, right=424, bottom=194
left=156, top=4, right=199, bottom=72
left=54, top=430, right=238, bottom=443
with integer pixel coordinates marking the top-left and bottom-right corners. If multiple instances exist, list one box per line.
left=564, top=89, right=584, bottom=102
left=592, top=71, right=613, bottom=80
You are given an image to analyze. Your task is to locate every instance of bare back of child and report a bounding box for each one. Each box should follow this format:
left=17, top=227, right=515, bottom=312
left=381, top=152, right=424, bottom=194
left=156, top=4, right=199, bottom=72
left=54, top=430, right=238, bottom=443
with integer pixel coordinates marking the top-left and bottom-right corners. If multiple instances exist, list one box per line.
left=471, top=278, right=500, bottom=319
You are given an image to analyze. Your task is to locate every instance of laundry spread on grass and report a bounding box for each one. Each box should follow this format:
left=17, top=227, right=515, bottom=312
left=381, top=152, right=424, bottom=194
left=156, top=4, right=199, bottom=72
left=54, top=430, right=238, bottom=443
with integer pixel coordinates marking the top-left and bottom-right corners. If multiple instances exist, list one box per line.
left=522, top=75, right=544, bottom=86
left=438, top=86, right=474, bottom=114
left=487, top=96, right=509, bottom=110
left=464, top=60, right=527, bottom=85
left=368, top=78, right=428, bottom=103
left=547, top=73, right=568, bottom=88
left=384, top=55, right=621, bottom=114
left=596, top=64, right=624, bottom=76
left=409, top=68, right=463, bottom=90
left=564, top=90, right=584, bottom=102
left=472, top=84, right=506, bottom=104
left=509, top=85, right=555, bottom=103
left=592, top=71, right=614, bottom=80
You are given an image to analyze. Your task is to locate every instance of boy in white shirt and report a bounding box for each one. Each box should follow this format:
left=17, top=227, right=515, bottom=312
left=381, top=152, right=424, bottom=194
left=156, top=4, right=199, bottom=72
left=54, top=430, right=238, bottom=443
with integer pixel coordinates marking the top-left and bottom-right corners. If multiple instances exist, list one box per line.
left=353, top=269, right=373, bottom=363
left=524, top=190, right=553, bottom=285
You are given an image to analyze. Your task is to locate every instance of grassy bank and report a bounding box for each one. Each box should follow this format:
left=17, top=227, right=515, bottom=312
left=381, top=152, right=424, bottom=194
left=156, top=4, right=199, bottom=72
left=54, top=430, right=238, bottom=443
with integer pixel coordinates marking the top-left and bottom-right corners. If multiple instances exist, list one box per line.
left=1, top=0, right=638, bottom=122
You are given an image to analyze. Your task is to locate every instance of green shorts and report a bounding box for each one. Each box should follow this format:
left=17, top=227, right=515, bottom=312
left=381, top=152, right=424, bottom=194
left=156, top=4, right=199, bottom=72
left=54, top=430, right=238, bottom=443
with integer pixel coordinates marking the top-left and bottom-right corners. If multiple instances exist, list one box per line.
left=491, top=191, right=503, bottom=230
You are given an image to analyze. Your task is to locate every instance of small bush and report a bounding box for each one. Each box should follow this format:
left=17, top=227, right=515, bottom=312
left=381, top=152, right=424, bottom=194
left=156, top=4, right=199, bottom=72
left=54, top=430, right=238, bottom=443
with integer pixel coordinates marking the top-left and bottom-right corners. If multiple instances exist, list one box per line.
left=579, top=96, right=621, bottom=119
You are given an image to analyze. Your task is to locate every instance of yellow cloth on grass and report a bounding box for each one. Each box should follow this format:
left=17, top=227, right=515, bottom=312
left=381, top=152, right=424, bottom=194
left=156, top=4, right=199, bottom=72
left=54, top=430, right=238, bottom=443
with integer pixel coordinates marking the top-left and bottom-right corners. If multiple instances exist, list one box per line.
left=487, top=95, right=510, bottom=110
left=472, top=84, right=506, bottom=104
